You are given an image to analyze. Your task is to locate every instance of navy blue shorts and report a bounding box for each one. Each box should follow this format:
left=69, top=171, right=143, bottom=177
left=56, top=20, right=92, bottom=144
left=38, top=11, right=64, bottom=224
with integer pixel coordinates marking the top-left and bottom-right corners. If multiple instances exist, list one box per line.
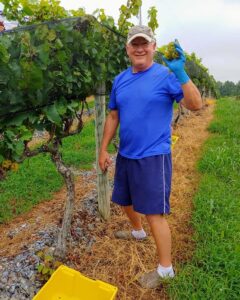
left=112, top=153, right=172, bottom=215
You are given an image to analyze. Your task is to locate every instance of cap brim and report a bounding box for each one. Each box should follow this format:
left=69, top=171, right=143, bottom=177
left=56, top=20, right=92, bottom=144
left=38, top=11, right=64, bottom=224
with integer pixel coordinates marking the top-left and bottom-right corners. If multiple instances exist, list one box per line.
left=127, top=33, right=153, bottom=44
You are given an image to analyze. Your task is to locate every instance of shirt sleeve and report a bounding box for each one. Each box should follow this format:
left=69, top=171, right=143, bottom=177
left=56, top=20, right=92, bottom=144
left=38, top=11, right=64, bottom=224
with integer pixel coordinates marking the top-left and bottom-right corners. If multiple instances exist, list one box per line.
left=108, top=78, right=118, bottom=110
left=167, top=72, right=184, bottom=103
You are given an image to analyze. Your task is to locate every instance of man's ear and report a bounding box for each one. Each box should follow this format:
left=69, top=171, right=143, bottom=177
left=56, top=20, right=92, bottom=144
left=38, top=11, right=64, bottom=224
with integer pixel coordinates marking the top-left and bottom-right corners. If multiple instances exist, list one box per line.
left=153, top=42, right=157, bottom=51
left=125, top=44, right=130, bottom=55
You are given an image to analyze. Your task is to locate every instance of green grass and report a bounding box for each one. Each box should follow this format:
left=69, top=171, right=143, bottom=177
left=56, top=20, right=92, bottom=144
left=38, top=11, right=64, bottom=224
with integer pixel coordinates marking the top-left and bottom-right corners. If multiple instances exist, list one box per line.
left=0, top=118, right=115, bottom=223
left=0, top=154, right=63, bottom=222
left=62, top=119, right=97, bottom=170
left=168, top=98, right=240, bottom=299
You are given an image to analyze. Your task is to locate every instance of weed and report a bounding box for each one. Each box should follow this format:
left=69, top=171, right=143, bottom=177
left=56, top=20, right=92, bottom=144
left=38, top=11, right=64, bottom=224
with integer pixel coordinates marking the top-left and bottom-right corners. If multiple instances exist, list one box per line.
left=36, top=249, right=62, bottom=282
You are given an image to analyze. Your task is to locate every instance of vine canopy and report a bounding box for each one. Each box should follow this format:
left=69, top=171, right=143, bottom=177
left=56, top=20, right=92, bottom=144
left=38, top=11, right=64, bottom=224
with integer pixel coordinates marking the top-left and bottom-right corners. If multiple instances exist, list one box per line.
left=0, top=16, right=129, bottom=165
left=0, top=16, right=128, bottom=123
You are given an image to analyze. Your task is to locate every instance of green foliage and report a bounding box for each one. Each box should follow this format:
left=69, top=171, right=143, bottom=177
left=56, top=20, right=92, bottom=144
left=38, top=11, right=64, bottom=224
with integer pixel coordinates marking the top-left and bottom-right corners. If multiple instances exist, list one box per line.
left=217, top=80, right=240, bottom=97
left=147, top=7, right=158, bottom=33
left=0, top=0, right=158, bottom=173
left=0, top=16, right=127, bottom=164
left=0, top=17, right=122, bottom=116
left=0, top=0, right=69, bottom=24
left=168, top=98, right=240, bottom=300
left=70, top=8, right=86, bottom=18
left=118, top=0, right=142, bottom=34
left=93, top=9, right=115, bottom=28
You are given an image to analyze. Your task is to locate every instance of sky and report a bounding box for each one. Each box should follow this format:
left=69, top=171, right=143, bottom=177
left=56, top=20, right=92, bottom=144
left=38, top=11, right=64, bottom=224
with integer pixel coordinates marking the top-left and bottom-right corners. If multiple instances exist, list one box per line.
left=59, top=0, right=240, bottom=83
left=1, top=0, right=239, bottom=83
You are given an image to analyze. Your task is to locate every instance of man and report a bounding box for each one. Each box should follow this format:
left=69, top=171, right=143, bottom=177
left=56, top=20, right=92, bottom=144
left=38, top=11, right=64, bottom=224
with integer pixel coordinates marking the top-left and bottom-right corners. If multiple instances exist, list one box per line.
left=99, top=25, right=202, bottom=289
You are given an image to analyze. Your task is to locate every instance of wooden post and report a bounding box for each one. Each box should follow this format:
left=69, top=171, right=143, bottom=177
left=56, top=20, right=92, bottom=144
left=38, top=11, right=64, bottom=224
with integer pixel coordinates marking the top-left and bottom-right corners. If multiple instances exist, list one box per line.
left=95, top=83, right=110, bottom=220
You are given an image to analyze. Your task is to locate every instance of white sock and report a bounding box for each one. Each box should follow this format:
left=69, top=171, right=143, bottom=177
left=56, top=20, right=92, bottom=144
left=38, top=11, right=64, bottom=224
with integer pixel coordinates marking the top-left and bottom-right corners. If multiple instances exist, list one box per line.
left=131, top=228, right=147, bottom=239
left=157, top=264, right=175, bottom=278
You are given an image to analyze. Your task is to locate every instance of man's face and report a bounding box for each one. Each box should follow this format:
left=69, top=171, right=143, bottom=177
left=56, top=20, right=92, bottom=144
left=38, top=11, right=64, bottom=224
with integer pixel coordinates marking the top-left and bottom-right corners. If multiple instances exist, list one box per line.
left=126, top=37, right=156, bottom=72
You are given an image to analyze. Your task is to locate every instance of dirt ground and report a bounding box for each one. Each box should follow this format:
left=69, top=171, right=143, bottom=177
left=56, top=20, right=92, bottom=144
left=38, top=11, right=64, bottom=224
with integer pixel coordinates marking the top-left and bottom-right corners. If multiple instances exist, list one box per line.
left=0, top=102, right=215, bottom=300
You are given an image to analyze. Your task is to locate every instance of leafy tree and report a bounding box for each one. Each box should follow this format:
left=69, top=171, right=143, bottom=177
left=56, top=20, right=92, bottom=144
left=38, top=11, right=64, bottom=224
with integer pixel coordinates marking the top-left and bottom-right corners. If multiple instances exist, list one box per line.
left=217, top=80, right=239, bottom=97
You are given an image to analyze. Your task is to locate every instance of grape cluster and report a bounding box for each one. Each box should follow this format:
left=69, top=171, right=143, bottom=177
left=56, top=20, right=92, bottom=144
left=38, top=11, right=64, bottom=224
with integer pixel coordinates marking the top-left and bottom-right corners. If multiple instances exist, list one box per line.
left=159, top=42, right=179, bottom=61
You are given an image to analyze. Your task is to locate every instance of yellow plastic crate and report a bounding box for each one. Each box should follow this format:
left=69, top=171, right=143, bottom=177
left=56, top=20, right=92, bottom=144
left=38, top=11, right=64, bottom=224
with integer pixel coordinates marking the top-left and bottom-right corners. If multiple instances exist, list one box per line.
left=33, top=265, right=118, bottom=300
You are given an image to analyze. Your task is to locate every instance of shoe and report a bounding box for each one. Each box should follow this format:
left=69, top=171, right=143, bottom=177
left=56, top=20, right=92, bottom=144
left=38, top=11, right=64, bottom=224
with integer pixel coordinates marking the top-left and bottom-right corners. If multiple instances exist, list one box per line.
left=114, top=230, right=147, bottom=240
left=138, top=270, right=174, bottom=289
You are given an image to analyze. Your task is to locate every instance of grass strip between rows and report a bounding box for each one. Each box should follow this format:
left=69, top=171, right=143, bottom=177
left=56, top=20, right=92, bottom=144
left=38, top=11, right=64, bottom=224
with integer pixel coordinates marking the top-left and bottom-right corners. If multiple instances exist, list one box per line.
left=168, top=98, right=240, bottom=299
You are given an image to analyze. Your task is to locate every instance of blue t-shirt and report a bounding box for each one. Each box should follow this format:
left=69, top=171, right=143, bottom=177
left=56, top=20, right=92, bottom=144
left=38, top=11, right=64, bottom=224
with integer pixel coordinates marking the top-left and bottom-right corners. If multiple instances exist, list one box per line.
left=108, top=62, right=183, bottom=159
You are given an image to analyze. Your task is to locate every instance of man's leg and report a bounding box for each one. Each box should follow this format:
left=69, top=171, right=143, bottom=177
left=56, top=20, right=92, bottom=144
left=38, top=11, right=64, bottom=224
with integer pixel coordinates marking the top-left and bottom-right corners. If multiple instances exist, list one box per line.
left=145, top=214, right=172, bottom=267
left=138, top=214, right=174, bottom=288
left=114, top=205, right=147, bottom=240
left=122, top=205, right=142, bottom=230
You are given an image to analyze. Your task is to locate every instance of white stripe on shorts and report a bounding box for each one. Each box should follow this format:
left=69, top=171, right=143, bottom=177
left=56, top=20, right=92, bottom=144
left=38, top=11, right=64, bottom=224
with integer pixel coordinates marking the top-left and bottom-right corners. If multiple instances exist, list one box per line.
left=163, top=155, right=166, bottom=214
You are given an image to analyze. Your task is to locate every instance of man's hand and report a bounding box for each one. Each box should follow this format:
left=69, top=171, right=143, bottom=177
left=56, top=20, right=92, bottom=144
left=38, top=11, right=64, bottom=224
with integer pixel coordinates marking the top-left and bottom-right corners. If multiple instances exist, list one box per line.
left=99, top=150, right=112, bottom=173
left=162, top=40, right=190, bottom=85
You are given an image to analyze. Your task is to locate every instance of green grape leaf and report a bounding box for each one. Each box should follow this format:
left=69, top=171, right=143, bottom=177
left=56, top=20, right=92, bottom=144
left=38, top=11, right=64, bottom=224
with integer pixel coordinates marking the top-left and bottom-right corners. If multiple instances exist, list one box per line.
left=48, top=30, right=57, bottom=42
left=56, top=101, right=67, bottom=115
left=20, top=131, right=33, bottom=142
left=38, top=44, right=50, bottom=65
left=43, top=105, right=62, bottom=125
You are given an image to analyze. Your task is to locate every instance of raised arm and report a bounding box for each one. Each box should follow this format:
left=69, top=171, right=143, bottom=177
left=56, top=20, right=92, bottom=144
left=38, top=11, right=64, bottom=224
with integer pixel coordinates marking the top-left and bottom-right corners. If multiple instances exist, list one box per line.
left=99, top=110, right=119, bottom=172
left=162, top=40, right=202, bottom=111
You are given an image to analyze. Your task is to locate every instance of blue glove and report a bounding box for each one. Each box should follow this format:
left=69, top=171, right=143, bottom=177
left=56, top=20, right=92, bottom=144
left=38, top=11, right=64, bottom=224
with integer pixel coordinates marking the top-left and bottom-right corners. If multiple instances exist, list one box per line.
left=162, top=39, right=190, bottom=84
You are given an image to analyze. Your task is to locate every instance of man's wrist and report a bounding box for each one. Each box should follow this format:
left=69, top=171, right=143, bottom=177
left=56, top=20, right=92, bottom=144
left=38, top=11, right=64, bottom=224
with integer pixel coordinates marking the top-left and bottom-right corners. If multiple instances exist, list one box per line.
left=100, top=147, right=108, bottom=153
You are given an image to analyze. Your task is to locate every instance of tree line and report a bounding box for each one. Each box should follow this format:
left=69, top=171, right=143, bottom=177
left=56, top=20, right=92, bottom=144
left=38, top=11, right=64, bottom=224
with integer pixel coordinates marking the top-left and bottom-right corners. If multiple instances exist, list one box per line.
left=217, top=81, right=240, bottom=97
